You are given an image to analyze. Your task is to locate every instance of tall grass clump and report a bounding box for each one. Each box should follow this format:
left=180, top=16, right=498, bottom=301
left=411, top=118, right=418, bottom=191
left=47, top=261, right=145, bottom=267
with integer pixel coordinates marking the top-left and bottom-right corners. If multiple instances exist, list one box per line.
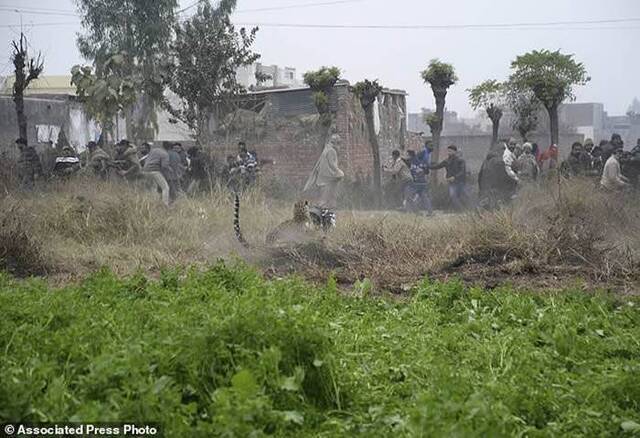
left=0, top=204, right=51, bottom=277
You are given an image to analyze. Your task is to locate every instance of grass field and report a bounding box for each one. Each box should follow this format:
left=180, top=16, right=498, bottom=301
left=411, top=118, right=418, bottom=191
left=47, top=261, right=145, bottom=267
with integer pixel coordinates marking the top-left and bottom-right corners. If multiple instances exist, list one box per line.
left=2, top=177, right=639, bottom=292
left=1, top=263, right=639, bottom=436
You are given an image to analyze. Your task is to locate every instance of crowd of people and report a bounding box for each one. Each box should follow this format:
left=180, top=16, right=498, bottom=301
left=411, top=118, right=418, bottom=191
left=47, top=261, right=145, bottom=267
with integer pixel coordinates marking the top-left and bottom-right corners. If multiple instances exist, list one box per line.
left=13, top=131, right=640, bottom=212
left=382, top=141, right=470, bottom=214
left=382, top=133, right=640, bottom=213
left=13, top=137, right=263, bottom=206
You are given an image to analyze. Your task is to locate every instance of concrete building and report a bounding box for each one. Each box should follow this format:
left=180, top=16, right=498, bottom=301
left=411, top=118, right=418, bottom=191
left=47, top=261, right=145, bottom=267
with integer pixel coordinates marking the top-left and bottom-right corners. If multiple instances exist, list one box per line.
left=1, top=75, right=75, bottom=95
left=558, top=102, right=640, bottom=146
left=0, top=75, right=191, bottom=151
left=408, top=108, right=486, bottom=136
left=236, top=63, right=301, bottom=90
left=558, top=102, right=606, bottom=141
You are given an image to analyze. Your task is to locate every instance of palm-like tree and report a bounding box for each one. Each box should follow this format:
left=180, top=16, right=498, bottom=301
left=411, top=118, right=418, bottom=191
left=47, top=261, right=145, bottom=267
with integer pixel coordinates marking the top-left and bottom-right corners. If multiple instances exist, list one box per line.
left=354, top=79, right=383, bottom=203
left=421, top=59, right=458, bottom=161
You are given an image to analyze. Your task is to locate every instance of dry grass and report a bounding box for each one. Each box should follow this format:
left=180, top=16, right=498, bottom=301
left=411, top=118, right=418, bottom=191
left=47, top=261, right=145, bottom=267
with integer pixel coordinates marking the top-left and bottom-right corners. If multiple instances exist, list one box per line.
left=272, top=178, right=640, bottom=291
left=0, top=177, right=292, bottom=280
left=1, top=176, right=639, bottom=292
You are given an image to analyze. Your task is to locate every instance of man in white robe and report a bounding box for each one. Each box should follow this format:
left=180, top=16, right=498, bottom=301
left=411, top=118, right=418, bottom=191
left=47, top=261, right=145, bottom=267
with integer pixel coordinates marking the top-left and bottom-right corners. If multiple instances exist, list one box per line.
left=304, top=134, right=345, bottom=209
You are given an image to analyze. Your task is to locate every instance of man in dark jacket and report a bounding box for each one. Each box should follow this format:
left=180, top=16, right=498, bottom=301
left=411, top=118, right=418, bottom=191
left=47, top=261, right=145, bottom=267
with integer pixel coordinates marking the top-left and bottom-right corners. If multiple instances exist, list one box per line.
left=186, top=145, right=212, bottom=194
left=430, top=145, right=468, bottom=211
left=16, top=137, right=43, bottom=189
left=87, top=141, right=111, bottom=179
left=114, top=140, right=142, bottom=180
left=601, top=133, right=624, bottom=163
left=478, top=142, right=516, bottom=210
left=560, top=142, right=591, bottom=177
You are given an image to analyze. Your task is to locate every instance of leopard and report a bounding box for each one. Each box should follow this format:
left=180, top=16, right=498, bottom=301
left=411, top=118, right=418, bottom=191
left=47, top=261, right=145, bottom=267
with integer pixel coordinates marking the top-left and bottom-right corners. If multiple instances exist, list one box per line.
left=234, top=193, right=314, bottom=247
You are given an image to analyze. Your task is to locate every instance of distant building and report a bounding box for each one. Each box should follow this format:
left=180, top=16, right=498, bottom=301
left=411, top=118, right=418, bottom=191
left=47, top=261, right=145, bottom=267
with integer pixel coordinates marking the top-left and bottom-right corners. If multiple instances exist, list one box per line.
left=558, top=102, right=639, bottom=146
left=236, top=63, right=301, bottom=90
left=1, top=75, right=76, bottom=96
left=558, top=103, right=605, bottom=141
left=0, top=75, right=191, bottom=150
left=408, top=108, right=486, bottom=136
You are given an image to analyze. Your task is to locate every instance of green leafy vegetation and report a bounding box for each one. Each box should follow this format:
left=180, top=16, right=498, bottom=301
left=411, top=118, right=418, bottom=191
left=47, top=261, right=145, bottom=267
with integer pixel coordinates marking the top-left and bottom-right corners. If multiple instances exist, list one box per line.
left=303, top=66, right=341, bottom=126
left=1, top=263, right=639, bottom=436
left=420, top=59, right=458, bottom=154
left=509, top=49, right=590, bottom=145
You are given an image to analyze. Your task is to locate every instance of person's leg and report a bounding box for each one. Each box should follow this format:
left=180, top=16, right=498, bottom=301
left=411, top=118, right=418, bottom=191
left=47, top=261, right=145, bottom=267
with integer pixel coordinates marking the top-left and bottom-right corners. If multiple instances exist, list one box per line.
left=448, top=183, right=463, bottom=211
left=148, top=171, right=170, bottom=207
left=167, top=179, right=178, bottom=202
left=187, top=179, right=198, bottom=195
left=402, top=183, right=412, bottom=209
left=158, top=175, right=171, bottom=207
left=318, top=181, right=339, bottom=209
left=327, top=181, right=339, bottom=209
left=421, top=183, right=433, bottom=214
left=458, top=182, right=470, bottom=209
left=318, top=184, right=329, bottom=209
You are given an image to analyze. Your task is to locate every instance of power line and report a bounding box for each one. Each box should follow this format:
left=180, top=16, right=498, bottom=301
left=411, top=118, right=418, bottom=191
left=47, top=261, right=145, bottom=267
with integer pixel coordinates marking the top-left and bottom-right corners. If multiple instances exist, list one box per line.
left=178, top=0, right=366, bottom=15
left=0, top=6, right=79, bottom=17
left=1, top=15, right=639, bottom=30
left=0, top=22, right=79, bottom=29
left=233, top=17, right=640, bottom=30
left=2, top=21, right=638, bottom=32
left=235, top=0, right=367, bottom=13
left=0, top=4, right=76, bottom=13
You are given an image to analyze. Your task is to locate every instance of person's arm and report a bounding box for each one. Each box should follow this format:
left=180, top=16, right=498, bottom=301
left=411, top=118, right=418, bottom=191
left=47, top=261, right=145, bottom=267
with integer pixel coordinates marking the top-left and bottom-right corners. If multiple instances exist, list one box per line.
left=121, top=158, right=141, bottom=177
left=326, top=148, right=343, bottom=177
left=504, top=160, right=519, bottom=181
left=387, top=160, right=404, bottom=176
left=428, top=160, right=447, bottom=170
left=615, top=163, right=629, bottom=186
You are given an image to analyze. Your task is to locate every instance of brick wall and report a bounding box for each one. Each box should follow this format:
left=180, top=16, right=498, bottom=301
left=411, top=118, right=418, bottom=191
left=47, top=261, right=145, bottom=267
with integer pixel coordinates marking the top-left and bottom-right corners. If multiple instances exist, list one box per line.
left=206, top=84, right=409, bottom=189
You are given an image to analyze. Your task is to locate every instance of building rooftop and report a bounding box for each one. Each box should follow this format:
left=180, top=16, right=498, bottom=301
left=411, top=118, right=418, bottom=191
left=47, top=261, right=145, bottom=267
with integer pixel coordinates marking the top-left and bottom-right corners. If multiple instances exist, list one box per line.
left=1, top=75, right=75, bottom=96
left=245, top=80, right=407, bottom=96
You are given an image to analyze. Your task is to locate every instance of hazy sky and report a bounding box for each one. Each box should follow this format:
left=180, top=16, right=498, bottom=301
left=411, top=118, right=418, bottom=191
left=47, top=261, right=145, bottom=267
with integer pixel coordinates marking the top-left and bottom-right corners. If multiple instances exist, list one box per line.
left=1, top=0, right=639, bottom=117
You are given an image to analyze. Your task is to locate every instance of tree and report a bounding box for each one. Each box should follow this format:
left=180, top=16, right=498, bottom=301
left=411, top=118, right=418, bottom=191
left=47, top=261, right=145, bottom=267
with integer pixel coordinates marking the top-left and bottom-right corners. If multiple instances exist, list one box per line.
left=506, top=83, right=541, bottom=142
left=468, top=80, right=505, bottom=146
left=11, top=33, right=44, bottom=143
left=75, top=0, right=178, bottom=142
left=422, top=112, right=440, bottom=140
left=164, top=0, right=260, bottom=141
left=303, top=66, right=341, bottom=128
left=71, top=53, right=138, bottom=142
left=510, top=49, right=589, bottom=146
left=353, top=79, right=383, bottom=203
left=420, top=59, right=457, bottom=162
